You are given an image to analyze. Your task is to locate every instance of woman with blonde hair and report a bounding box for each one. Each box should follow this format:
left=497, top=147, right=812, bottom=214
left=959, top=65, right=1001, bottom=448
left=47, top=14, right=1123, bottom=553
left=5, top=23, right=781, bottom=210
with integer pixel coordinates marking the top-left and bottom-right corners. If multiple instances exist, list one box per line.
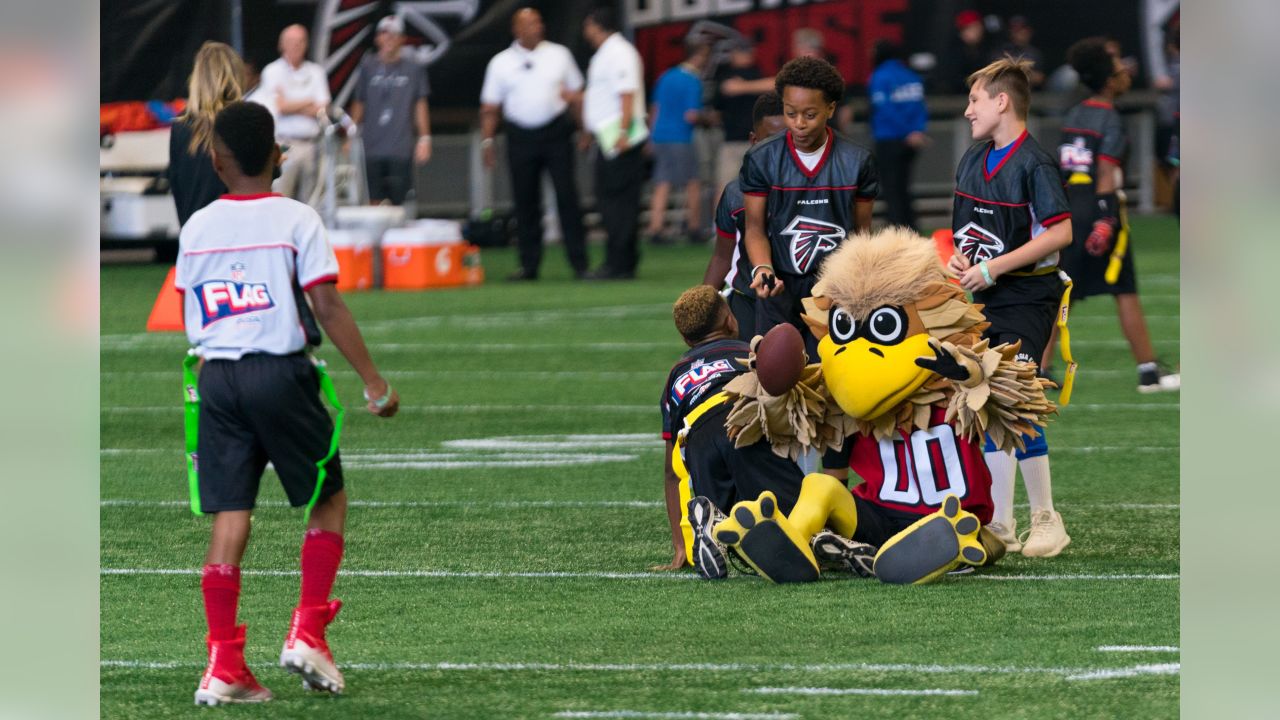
left=168, top=41, right=247, bottom=227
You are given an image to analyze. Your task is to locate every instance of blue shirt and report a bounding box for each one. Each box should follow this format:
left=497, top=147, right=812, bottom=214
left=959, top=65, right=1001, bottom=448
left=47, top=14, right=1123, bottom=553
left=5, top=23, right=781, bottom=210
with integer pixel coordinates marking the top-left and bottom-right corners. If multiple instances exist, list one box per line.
left=868, top=60, right=926, bottom=141
left=650, top=65, right=702, bottom=144
left=986, top=139, right=1016, bottom=175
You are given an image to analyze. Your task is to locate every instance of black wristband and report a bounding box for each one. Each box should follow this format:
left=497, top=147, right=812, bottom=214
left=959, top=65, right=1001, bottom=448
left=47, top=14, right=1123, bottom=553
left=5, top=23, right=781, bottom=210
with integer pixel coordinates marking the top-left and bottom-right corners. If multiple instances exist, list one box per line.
left=1095, top=192, right=1119, bottom=227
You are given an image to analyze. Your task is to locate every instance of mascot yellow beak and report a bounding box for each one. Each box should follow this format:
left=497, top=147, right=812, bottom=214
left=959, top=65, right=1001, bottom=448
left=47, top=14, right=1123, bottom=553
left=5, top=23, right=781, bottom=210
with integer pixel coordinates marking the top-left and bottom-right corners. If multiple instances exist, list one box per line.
left=817, top=304, right=935, bottom=421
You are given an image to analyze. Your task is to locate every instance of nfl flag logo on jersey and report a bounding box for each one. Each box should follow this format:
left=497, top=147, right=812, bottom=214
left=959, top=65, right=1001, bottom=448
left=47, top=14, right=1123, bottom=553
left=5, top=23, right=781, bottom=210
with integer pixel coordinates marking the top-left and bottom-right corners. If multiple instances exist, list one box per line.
left=230, top=263, right=246, bottom=282
left=780, top=215, right=845, bottom=273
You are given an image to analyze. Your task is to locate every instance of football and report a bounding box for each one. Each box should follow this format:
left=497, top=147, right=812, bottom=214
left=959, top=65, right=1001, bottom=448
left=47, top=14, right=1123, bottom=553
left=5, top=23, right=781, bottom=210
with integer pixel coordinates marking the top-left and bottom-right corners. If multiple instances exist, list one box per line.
left=755, top=323, right=807, bottom=396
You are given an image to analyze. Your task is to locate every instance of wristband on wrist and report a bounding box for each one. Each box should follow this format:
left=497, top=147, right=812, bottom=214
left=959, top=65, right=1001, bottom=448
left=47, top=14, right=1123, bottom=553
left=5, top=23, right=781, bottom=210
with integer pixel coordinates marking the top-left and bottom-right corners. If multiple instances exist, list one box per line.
left=417, top=135, right=432, bottom=144
left=751, top=264, right=774, bottom=279
left=363, top=383, right=393, bottom=409
left=480, top=137, right=494, bottom=148
left=978, top=260, right=993, bottom=287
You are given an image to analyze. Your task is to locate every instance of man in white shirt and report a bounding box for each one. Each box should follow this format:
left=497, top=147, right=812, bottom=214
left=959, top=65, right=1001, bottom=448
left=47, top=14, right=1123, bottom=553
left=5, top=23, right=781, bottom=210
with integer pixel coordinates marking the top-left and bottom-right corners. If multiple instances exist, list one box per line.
left=581, top=6, right=647, bottom=280
left=479, top=7, right=587, bottom=281
left=260, top=24, right=330, bottom=205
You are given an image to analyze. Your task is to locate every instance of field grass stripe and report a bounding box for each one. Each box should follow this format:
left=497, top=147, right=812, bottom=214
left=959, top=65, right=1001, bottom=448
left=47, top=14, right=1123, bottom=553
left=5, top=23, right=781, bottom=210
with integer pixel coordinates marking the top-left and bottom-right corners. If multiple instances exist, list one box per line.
left=555, top=707, right=793, bottom=712
left=101, top=369, right=670, bottom=379
left=1064, top=663, right=1180, bottom=681
left=747, top=687, right=978, bottom=697
left=101, top=499, right=663, bottom=508
left=101, top=402, right=1177, bottom=414
left=1095, top=646, right=1179, bottom=653
left=98, top=658, right=1178, bottom=678
left=100, top=567, right=1177, bottom=582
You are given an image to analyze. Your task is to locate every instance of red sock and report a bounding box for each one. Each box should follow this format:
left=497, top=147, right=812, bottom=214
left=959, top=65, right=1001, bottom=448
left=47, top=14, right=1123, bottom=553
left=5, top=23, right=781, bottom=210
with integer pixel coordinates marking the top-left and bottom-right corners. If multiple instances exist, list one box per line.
left=201, top=564, right=241, bottom=642
left=299, top=529, right=344, bottom=607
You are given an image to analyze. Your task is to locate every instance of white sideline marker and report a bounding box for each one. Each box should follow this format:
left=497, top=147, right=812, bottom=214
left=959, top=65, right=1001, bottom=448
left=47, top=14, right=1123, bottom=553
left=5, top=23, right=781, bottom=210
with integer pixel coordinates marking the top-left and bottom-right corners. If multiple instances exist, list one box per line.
left=555, top=707, right=793, bottom=712
left=1065, top=663, right=1180, bottom=681
left=100, top=658, right=1179, bottom=680
left=1095, top=646, right=1179, bottom=653
left=748, top=687, right=977, bottom=697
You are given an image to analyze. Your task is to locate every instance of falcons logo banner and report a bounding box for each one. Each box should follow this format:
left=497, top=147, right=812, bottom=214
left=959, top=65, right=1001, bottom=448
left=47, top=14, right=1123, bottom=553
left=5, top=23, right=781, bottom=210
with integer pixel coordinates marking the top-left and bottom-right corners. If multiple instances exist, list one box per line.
left=954, top=222, right=1005, bottom=263
left=780, top=216, right=845, bottom=274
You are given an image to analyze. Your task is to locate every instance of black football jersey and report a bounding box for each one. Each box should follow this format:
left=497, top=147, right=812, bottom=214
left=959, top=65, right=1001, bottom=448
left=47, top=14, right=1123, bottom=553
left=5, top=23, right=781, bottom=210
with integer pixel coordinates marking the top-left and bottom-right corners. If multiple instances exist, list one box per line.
left=740, top=128, right=879, bottom=278
left=1058, top=99, right=1127, bottom=227
left=713, top=179, right=753, bottom=295
left=661, top=338, right=750, bottom=440
left=953, top=130, right=1070, bottom=277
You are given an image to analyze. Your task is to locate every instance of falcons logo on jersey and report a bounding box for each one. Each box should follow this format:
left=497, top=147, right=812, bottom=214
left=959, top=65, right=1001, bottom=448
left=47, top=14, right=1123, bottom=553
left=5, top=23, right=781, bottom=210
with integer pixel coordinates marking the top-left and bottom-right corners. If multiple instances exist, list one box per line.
left=954, top=222, right=1005, bottom=262
left=780, top=216, right=845, bottom=273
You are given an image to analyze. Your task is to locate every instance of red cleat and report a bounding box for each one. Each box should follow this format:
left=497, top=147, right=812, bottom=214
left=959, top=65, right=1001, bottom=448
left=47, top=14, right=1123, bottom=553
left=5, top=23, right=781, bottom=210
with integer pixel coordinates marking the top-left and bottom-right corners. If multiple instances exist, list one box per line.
left=194, top=625, right=273, bottom=705
left=280, top=599, right=345, bottom=694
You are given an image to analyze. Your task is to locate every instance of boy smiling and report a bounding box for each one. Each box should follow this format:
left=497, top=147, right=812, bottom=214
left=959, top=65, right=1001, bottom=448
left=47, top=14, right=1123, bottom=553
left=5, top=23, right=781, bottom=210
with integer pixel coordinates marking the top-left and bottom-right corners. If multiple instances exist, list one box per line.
left=738, top=56, right=879, bottom=359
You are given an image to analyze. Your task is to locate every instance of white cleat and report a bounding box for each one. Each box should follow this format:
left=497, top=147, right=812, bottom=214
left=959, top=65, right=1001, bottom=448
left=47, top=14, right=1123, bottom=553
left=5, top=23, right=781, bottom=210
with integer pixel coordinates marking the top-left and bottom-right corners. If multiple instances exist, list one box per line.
left=1019, top=510, right=1071, bottom=558
left=280, top=600, right=345, bottom=695
left=985, top=520, right=1021, bottom=554
left=194, top=675, right=274, bottom=706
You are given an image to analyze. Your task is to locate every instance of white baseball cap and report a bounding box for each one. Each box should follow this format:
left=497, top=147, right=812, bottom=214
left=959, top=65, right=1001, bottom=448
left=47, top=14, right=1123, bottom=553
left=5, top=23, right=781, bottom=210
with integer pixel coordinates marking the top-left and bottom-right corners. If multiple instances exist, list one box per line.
left=376, top=16, right=404, bottom=35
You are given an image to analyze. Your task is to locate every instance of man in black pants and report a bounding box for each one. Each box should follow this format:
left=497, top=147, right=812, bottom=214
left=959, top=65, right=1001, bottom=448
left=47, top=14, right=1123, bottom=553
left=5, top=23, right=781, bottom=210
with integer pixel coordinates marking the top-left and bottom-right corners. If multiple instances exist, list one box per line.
left=480, top=8, right=588, bottom=281
left=581, top=6, right=647, bottom=280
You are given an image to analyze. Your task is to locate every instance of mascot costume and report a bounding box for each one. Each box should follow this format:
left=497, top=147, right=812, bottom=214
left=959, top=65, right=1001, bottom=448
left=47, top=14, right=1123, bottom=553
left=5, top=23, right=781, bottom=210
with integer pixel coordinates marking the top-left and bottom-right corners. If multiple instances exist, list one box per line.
left=704, top=228, right=1057, bottom=585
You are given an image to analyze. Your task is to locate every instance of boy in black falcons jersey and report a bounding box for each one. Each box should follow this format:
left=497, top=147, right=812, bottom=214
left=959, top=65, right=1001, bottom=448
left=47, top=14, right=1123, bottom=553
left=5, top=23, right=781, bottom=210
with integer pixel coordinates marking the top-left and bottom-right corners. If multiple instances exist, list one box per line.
left=950, top=58, right=1072, bottom=558
left=657, top=286, right=804, bottom=579
left=740, top=57, right=879, bottom=360
left=1048, top=38, right=1179, bottom=393
left=702, top=91, right=785, bottom=335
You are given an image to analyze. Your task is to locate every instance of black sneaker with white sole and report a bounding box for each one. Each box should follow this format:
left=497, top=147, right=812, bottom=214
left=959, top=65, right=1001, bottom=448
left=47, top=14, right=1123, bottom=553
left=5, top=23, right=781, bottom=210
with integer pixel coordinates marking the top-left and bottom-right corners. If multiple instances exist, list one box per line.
left=1138, top=364, right=1180, bottom=393
left=687, top=496, right=729, bottom=580
left=811, top=530, right=877, bottom=578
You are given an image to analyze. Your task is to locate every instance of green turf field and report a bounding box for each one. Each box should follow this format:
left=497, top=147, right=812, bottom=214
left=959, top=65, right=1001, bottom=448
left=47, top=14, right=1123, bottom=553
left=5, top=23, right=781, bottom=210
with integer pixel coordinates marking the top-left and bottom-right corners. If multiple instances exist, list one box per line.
left=100, top=216, right=1180, bottom=719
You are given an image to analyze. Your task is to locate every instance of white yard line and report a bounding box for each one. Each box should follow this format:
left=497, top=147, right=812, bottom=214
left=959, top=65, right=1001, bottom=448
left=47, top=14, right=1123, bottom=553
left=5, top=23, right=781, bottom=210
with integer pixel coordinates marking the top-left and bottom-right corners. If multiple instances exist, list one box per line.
left=100, top=369, right=667, bottom=380
left=101, top=404, right=655, bottom=414
left=747, top=687, right=977, bottom=697
left=100, top=567, right=1177, bottom=582
left=1095, top=646, right=1179, bottom=653
left=100, top=499, right=662, bottom=509
left=1062, top=404, right=1178, bottom=411
left=99, top=658, right=1178, bottom=681
left=555, top=707, right=793, bottom=712
left=1064, top=663, right=1180, bottom=681
left=1067, top=339, right=1179, bottom=348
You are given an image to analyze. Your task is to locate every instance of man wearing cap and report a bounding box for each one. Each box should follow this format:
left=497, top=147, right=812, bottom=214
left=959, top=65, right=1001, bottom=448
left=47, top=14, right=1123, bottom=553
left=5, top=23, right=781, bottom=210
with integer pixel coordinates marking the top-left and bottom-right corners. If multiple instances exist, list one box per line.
left=479, top=7, right=588, bottom=281
left=942, top=10, right=991, bottom=94
left=349, top=16, right=433, bottom=206
left=261, top=24, right=331, bottom=204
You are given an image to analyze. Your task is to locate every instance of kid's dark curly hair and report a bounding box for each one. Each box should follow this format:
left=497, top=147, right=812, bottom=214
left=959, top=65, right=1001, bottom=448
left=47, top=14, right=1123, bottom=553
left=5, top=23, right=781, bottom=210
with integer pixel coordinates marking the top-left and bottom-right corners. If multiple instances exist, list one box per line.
left=774, top=56, right=845, bottom=105
left=673, top=285, right=729, bottom=344
left=1067, top=37, right=1116, bottom=94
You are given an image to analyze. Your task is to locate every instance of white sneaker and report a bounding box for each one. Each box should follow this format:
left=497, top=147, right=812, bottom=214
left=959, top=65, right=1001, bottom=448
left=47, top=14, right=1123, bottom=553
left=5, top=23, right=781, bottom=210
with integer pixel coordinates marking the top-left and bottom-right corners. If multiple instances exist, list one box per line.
left=280, top=600, right=345, bottom=694
left=1138, top=367, right=1180, bottom=393
left=985, top=520, right=1021, bottom=554
left=1020, top=510, right=1070, bottom=557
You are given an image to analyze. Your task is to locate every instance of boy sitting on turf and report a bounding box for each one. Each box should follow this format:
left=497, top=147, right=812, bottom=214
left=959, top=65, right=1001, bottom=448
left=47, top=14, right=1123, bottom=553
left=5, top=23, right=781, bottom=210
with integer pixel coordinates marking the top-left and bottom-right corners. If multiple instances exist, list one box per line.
left=739, top=56, right=879, bottom=359
left=701, top=91, right=786, bottom=334
left=658, top=285, right=805, bottom=579
left=176, top=101, right=400, bottom=705
left=949, top=58, right=1072, bottom=557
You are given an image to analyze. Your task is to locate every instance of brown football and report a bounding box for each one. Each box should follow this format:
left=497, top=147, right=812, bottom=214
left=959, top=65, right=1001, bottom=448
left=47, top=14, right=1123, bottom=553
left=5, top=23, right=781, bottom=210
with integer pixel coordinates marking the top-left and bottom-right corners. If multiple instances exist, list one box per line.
left=755, top=323, right=807, bottom=396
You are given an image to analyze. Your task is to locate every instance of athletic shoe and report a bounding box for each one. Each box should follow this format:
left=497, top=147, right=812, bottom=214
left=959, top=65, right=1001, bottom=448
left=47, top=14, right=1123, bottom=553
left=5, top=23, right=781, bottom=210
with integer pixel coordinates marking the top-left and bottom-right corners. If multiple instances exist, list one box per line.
left=280, top=599, right=345, bottom=694
left=1138, top=366, right=1180, bottom=393
left=194, top=626, right=273, bottom=706
left=687, top=496, right=729, bottom=580
left=811, top=530, right=877, bottom=578
left=984, top=520, right=1021, bottom=554
left=1019, top=510, right=1071, bottom=558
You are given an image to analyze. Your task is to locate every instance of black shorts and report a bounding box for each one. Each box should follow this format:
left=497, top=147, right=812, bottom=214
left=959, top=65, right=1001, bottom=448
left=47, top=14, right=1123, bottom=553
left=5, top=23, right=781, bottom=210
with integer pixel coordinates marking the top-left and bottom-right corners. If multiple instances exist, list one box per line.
left=682, top=403, right=803, bottom=515
left=975, top=274, right=1063, bottom=365
left=196, top=353, right=344, bottom=513
left=1059, top=228, right=1139, bottom=299
left=851, top=495, right=924, bottom=547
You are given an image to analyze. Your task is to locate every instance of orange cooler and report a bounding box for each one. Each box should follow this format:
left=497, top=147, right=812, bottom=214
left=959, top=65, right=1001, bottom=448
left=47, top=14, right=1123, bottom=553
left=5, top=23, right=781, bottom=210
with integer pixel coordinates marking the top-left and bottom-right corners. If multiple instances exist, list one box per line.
left=328, top=229, right=375, bottom=291
left=382, top=220, right=484, bottom=290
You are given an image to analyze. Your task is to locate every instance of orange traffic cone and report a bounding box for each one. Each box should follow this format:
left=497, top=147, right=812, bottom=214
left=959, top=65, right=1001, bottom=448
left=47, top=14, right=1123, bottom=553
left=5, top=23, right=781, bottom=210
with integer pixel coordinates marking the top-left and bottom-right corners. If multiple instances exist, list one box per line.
left=146, top=266, right=185, bottom=332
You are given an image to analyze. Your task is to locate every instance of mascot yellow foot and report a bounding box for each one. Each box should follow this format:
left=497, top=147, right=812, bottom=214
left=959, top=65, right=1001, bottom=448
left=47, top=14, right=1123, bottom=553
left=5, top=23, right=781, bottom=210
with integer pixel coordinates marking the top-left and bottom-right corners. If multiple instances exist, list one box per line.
left=872, top=494, right=987, bottom=585
left=712, top=492, right=820, bottom=583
